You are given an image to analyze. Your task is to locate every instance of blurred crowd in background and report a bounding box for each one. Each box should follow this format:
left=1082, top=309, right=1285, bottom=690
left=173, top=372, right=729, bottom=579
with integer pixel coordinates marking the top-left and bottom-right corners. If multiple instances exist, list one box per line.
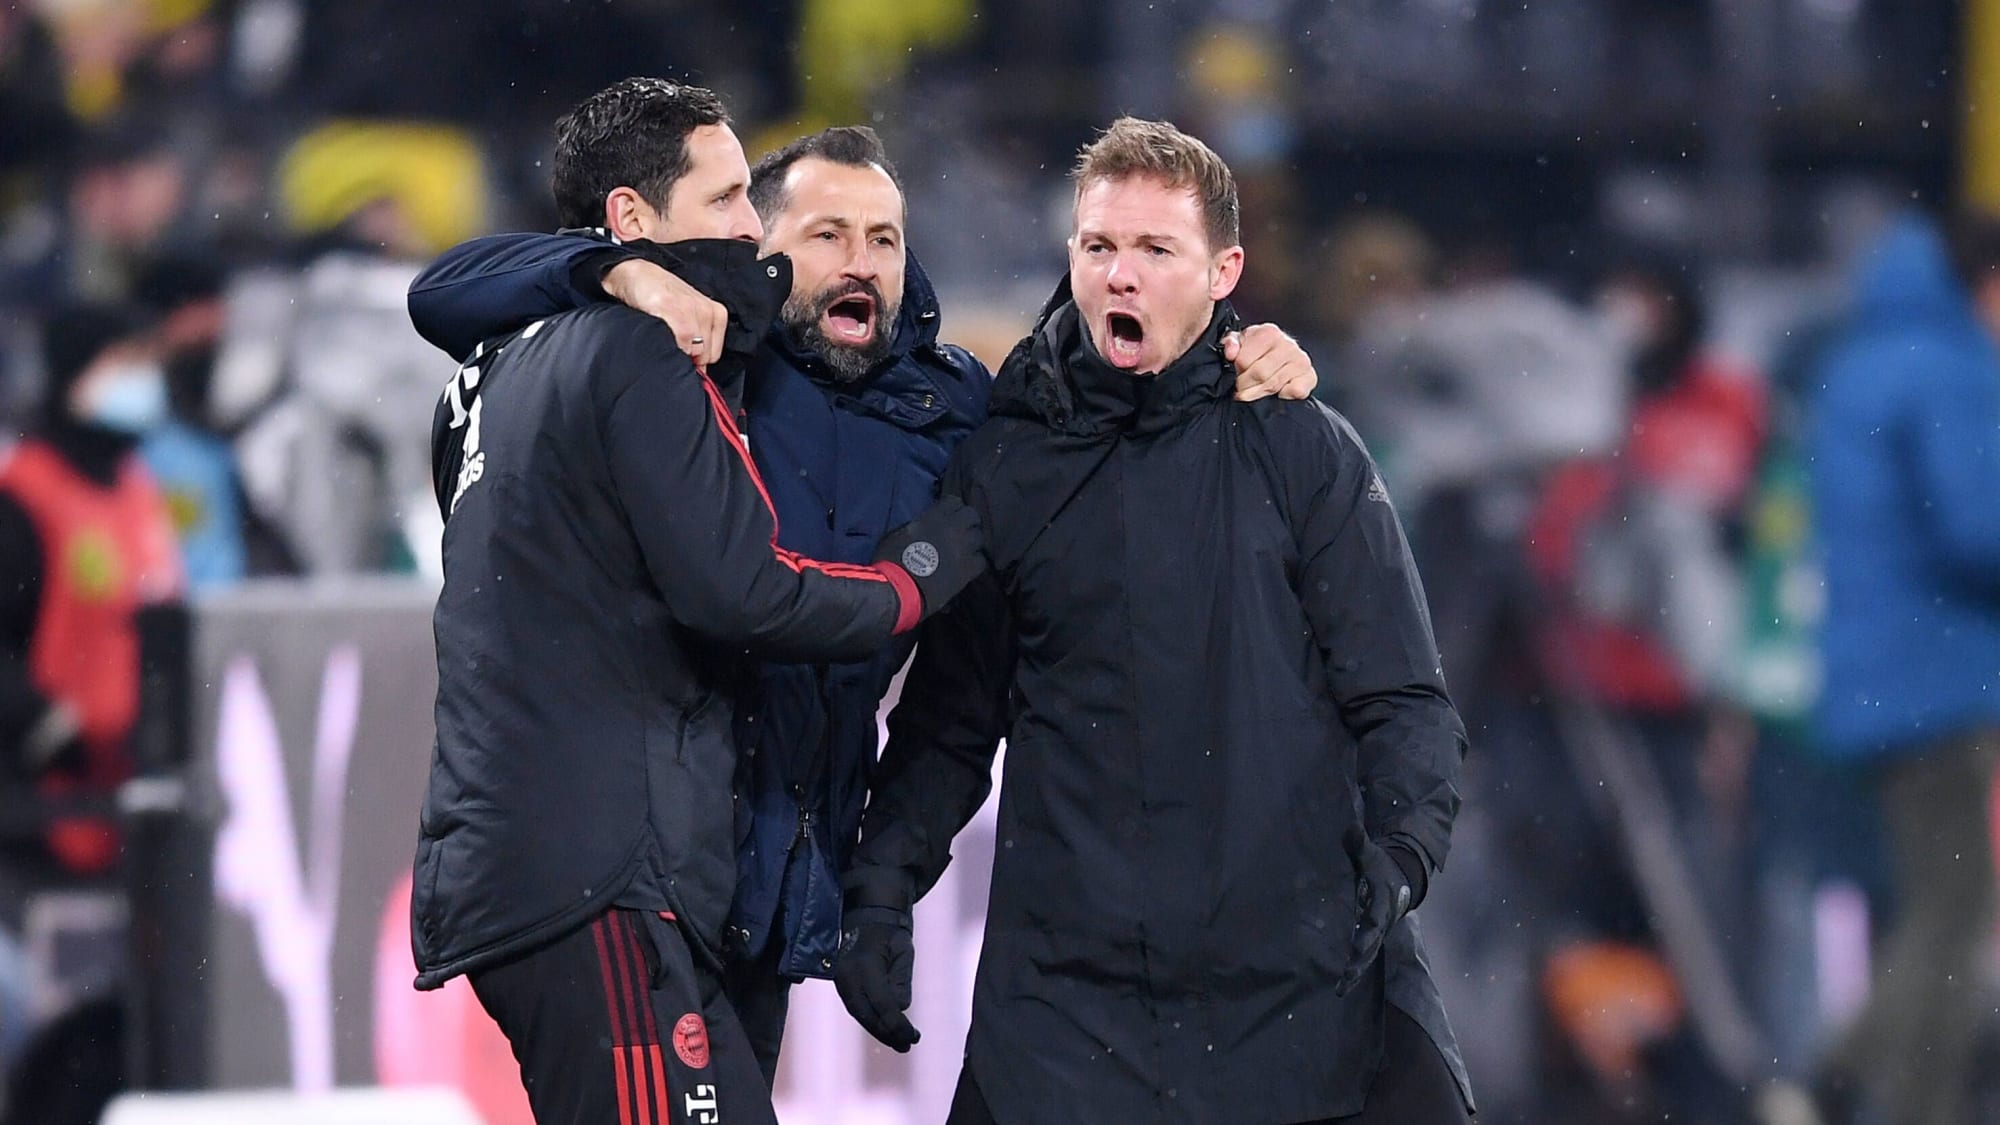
left=1, top=0, right=1997, bottom=1122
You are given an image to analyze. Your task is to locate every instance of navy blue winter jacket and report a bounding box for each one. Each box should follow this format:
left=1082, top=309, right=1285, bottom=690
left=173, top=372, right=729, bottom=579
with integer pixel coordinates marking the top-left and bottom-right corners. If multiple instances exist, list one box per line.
left=408, top=233, right=991, bottom=977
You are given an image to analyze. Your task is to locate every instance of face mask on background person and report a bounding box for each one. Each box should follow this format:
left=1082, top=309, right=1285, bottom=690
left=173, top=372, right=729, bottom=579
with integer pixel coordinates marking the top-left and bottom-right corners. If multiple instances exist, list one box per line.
left=83, top=360, right=170, bottom=434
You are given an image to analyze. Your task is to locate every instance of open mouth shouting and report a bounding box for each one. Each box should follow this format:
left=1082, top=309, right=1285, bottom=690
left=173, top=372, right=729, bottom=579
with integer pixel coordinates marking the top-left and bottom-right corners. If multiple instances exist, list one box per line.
left=1103, top=310, right=1146, bottom=369
left=823, top=290, right=878, bottom=346
left=785, top=277, right=896, bottom=382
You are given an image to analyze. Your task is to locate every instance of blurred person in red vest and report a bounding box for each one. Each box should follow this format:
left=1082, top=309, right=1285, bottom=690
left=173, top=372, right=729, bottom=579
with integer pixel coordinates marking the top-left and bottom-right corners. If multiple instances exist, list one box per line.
left=0, top=303, right=183, bottom=884
left=1532, top=256, right=1765, bottom=712
left=1523, top=256, right=1769, bottom=1118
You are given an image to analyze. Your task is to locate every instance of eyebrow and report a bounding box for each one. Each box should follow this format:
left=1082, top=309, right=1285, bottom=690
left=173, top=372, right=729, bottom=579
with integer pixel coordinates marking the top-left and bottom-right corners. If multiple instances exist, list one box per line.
left=806, top=214, right=904, bottom=237
left=1079, top=228, right=1181, bottom=246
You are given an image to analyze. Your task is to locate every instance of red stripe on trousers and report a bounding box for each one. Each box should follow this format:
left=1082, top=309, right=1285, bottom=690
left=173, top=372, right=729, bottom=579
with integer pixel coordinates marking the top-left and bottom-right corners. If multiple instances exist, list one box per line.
left=648, top=1044, right=672, bottom=1123
left=629, top=918, right=672, bottom=1122
left=605, top=915, right=659, bottom=1124
left=620, top=913, right=664, bottom=1044
left=622, top=916, right=675, bottom=1122
left=591, top=918, right=638, bottom=1125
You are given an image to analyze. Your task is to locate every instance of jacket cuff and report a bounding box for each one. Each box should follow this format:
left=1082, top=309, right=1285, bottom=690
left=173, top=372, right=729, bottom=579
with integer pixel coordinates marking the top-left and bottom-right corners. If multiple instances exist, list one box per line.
left=569, top=246, right=638, bottom=301
left=842, top=865, right=916, bottom=913
left=841, top=905, right=912, bottom=932
left=870, top=561, right=923, bottom=634
left=1383, top=839, right=1430, bottom=911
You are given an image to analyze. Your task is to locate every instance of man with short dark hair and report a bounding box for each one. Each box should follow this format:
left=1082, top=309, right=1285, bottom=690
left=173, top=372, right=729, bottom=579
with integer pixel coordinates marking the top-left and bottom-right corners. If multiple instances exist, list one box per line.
left=406, top=117, right=1323, bottom=1086
left=833, top=117, right=1474, bottom=1124
left=548, top=79, right=741, bottom=233
left=749, top=126, right=909, bottom=382
left=414, top=80, right=984, bottom=1125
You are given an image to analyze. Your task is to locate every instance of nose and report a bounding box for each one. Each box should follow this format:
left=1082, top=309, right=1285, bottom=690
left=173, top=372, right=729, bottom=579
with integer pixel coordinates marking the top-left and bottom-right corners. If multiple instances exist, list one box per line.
left=1104, top=252, right=1136, bottom=292
left=843, top=238, right=879, bottom=281
left=730, top=196, right=763, bottom=243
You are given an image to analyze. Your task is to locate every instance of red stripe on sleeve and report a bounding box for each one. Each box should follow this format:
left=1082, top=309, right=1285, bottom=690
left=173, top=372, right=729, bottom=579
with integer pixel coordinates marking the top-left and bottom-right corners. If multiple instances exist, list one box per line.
left=696, top=371, right=888, bottom=586
left=871, top=562, right=923, bottom=634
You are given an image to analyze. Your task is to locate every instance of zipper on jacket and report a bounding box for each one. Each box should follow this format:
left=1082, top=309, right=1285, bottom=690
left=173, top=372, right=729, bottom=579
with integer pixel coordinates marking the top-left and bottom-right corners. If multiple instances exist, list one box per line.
left=791, top=784, right=813, bottom=851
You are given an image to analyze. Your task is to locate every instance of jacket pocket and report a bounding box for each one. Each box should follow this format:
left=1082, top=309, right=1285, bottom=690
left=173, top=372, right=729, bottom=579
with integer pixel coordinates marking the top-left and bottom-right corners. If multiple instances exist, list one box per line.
left=1279, top=748, right=1364, bottom=976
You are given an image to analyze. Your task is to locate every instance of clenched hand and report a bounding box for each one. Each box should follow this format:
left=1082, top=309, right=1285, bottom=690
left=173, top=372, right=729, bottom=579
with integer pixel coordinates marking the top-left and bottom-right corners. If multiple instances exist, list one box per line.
left=602, top=258, right=729, bottom=368
left=1228, top=323, right=1318, bottom=402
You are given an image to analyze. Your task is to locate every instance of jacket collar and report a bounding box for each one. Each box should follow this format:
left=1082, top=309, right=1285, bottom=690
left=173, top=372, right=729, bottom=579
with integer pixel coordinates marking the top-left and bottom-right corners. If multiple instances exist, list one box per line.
left=558, top=231, right=791, bottom=394
left=992, top=274, right=1240, bottom=437
left=613, top=237, right=790, bottom=362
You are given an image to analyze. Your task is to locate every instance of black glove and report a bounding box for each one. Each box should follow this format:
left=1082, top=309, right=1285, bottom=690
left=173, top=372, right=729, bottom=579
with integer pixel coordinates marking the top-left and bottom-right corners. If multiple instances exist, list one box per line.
left=1335, top=828, right=1428, bottom=996
left=834, top=904, right=921, bottom=1052
left=873, top=495, right=985, bottom=625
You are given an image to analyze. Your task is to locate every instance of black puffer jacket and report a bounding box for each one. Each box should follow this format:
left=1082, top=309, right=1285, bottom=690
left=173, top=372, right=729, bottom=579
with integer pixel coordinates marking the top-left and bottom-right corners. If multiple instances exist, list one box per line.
left=851, top=281, right=1472, bottom=1123
left=414, top=241, right=924, bottom=987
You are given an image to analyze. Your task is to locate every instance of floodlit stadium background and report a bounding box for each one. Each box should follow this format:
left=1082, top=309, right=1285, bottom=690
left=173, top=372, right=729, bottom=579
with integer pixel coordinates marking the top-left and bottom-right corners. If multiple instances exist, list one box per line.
left=1, top=1, right=1997, bottom=1122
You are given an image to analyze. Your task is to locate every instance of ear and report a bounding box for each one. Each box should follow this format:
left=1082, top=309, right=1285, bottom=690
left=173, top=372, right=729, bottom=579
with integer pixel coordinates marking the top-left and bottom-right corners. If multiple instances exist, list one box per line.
left=603, top=186, right=656, bottom=242
left=1208, top=244, right=1245, bottom=302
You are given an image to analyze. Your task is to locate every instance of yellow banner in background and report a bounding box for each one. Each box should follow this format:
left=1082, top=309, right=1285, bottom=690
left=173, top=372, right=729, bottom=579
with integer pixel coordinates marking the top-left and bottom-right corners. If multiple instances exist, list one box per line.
left=1966, top=0, right=2000, bottom=212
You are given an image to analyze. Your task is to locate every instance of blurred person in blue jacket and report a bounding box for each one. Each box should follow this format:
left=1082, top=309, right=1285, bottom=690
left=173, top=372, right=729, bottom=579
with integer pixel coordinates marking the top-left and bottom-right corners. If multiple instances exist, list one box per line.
left=406, top=122, right=1321, bottom=1083
left=1805, top=211, right=2000, bottom=1125
left=132, top=256, right=245, bottom=588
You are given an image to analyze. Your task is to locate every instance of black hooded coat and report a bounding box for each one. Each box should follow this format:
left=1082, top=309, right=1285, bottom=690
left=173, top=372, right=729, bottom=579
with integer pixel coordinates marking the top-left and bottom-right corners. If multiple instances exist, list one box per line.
left=850, top=282, right=1473, bottom=1123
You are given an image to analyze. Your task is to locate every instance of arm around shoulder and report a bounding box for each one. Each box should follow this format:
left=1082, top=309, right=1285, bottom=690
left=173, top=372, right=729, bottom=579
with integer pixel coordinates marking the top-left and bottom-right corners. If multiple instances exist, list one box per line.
left=409, top=232, right=634, bottom=362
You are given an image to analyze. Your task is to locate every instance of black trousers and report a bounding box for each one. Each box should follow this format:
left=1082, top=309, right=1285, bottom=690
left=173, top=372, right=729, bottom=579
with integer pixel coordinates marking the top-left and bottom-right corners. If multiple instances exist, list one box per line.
left=720, top=936, right=794, bottom=1087
left=946, top=1005, right=1470, bottom=1125
left=470, top=908, right=775, bottom=1125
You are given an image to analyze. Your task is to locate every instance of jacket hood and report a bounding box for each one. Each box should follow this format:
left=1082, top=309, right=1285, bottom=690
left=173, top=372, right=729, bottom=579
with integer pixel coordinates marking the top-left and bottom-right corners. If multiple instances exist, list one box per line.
left=989, top=273, right=1240, bottom=436
left=1850, top=213, right=1969, bottom=324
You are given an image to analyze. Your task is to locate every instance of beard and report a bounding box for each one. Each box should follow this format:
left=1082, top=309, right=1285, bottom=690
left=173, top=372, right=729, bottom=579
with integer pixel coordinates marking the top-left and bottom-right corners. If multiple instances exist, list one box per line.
left=782, top=278, right=898, bottom=384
